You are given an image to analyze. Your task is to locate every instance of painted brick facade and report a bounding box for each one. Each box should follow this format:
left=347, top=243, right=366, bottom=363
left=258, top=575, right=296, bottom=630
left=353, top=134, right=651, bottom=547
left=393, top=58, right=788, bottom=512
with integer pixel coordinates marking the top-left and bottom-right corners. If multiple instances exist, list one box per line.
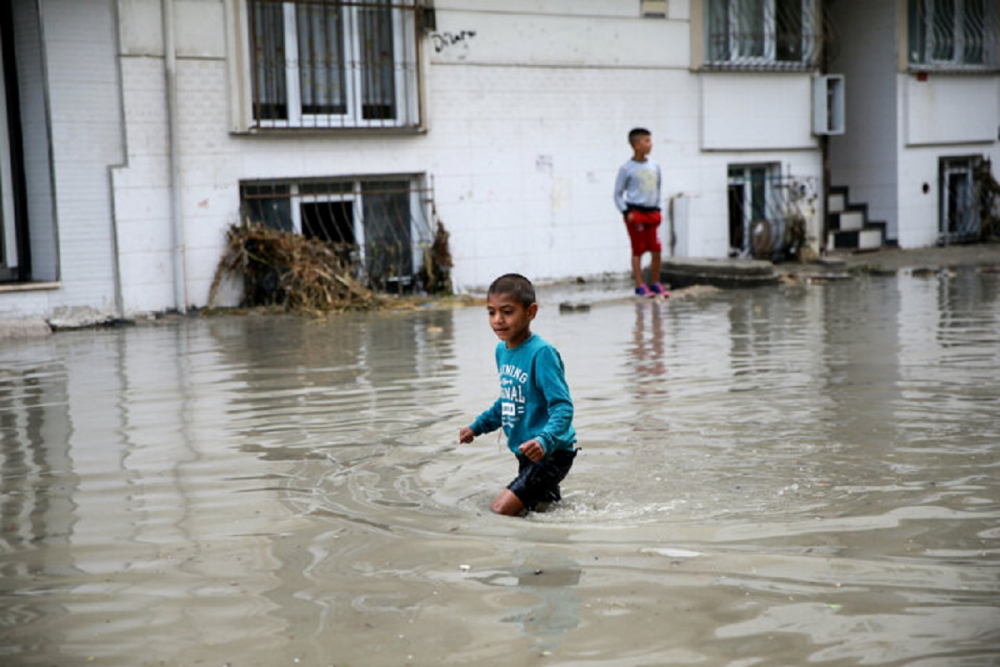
left=2, top=0, right=998, bottom=324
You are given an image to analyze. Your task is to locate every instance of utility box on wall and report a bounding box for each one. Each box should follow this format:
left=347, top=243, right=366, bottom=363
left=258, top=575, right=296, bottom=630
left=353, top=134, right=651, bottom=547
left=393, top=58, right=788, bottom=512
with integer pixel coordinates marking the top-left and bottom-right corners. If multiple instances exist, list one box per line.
left=813, top=74, right=845, bottom=135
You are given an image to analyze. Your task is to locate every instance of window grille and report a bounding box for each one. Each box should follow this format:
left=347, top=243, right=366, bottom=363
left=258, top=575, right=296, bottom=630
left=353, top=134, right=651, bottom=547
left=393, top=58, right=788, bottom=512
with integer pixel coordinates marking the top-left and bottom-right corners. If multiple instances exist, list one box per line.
left=728, top=165, right=811, bottom=259
left=939, top=156, right=983, bottom=244
left=248, top=0, right=421, bottom=129
left=240, top=177, right=434, bottom=292
left=705, top=0, right=833, bottom=71
left=909, top=0, right=998, bottom=69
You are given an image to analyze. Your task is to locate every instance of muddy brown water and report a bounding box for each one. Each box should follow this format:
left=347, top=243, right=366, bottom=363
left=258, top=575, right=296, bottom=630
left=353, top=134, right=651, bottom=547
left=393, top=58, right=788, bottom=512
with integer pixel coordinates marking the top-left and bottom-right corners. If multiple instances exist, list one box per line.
left=1, top=271, right=998, bottom=666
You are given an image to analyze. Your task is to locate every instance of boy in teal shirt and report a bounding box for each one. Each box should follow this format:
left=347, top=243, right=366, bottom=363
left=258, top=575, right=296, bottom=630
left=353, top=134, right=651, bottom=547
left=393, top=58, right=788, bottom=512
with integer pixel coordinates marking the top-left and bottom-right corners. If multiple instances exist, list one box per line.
left=459, top=274, right=577, bottom=516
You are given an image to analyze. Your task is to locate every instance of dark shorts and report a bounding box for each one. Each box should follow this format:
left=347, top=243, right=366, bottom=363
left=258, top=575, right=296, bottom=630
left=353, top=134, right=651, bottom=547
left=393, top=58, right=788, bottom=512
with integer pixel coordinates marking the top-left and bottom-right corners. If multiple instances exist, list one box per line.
left=626, top=209, right=662, bottom=256
left=507, top=448, right=578, bottom=511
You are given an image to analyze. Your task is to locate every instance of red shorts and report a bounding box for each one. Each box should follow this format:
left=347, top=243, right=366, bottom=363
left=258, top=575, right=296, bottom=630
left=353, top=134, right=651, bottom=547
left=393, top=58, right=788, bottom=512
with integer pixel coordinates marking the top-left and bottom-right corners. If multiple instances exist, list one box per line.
left=625, top=209, right=662, bottom=256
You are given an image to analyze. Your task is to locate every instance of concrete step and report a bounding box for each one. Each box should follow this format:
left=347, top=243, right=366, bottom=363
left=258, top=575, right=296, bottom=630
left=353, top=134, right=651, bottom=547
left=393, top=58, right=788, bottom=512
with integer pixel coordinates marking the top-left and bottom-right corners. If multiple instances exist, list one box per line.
left=661, top=258, right=779, bottom=289
left=831, top=209, right=865, bottom=231
left=828, top=191, right=846, bottom=213
left=827, top=227, right=884, bottom=251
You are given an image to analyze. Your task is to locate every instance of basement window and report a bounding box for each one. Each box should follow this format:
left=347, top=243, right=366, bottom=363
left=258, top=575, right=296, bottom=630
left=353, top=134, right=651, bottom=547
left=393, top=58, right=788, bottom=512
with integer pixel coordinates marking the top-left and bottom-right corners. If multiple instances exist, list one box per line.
left=939, top=156, right=982, bottom=243
left=728, top=163, right=809, bottom=260
left=240, top=176, right=433, bottom=291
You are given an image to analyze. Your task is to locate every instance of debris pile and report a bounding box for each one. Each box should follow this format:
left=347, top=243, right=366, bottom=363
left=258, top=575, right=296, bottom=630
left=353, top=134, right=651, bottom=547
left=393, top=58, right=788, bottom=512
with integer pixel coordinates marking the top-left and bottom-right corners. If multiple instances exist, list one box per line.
left=208, top=223, right=385, bottom=313
left=420, top=221, right=453, bottom=295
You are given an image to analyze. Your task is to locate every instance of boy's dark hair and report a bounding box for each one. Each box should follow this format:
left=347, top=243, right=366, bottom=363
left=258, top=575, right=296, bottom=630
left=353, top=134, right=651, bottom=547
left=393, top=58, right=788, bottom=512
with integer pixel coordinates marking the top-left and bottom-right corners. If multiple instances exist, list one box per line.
left=488, top=273, right=536, bottom=307
left=628, top=127, right=651, bottom=145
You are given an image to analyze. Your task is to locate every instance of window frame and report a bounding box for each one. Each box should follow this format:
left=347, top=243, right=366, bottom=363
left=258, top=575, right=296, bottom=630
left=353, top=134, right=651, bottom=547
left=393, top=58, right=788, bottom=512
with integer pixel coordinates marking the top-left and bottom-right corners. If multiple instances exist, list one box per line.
left=232, top=0, right=423, bottom=132
left=240, top=175, right=432, bottom=290
left=728, top=163, right=784, bottom=257
left=909, top=0, right=998, bottom=71
left=939, top=155, right=983, bottom=243
left=705, top=0, right=819, bottom=70
left=295, top=182, right=361, bottom=247
left=0, top=32, right=18, bottom=277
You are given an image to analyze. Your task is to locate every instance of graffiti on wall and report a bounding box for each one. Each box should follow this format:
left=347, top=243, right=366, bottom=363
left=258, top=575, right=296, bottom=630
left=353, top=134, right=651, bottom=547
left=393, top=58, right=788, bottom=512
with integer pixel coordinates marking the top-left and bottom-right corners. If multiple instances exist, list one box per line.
left=430, top=30, right=477, bottom=57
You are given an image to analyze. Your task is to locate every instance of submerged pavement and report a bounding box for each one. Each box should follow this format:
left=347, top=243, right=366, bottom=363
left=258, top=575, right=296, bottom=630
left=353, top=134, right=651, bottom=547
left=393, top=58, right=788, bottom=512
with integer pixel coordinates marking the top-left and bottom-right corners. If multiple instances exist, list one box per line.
left=3, top=243, right=1000, bottom=338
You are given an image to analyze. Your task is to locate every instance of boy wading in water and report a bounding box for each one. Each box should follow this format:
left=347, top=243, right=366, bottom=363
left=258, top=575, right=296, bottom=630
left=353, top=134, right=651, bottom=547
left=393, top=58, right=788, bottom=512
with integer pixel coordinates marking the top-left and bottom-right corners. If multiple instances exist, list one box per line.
left=614, top=127, right=668, bottom=297
left=459, top=274, right=578, bottom=516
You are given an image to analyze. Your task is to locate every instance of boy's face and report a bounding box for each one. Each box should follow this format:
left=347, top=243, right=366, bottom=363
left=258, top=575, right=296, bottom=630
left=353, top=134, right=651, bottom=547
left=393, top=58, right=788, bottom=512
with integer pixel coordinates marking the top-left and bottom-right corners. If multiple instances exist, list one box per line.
left=632, top=134, right=652, bottom=158
left=486, top=293, right=537, bottom=348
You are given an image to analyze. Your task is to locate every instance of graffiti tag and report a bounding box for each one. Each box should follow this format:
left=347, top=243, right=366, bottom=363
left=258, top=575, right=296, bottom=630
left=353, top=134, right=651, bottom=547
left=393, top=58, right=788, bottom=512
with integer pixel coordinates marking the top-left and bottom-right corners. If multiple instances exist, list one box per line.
left=431, top=30, right=477, bottom=54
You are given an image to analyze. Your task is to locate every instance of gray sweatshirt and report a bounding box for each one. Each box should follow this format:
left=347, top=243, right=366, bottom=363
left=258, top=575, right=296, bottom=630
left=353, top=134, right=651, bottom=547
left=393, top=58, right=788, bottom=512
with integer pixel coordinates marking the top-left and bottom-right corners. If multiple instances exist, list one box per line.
left=614, top=159, right=662, bottom=213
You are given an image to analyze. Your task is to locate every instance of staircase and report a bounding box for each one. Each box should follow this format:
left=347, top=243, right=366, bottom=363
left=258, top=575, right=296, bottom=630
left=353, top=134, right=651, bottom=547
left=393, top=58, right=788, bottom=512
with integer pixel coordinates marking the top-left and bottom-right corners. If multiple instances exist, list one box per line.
left=826, top=186, right=886, bottom=251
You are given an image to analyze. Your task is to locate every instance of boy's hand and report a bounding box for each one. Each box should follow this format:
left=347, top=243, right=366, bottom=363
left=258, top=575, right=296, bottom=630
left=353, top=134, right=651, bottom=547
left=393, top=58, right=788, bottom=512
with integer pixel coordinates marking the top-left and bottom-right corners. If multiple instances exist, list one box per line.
left=458, top=426, right=475, bottom=444
left=518, top=440, right=545, bottom=462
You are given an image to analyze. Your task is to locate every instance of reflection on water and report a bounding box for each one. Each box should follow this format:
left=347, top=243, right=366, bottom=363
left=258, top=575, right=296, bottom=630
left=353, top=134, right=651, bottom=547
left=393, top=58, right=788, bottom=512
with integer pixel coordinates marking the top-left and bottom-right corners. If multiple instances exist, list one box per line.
left=1, top=270, right=999, bottom=666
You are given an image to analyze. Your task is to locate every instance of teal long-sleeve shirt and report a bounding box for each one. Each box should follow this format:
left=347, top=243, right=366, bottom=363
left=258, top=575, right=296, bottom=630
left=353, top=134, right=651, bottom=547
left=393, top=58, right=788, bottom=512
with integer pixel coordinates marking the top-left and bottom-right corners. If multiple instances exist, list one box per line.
left=470, top=334, right=576, bottom=455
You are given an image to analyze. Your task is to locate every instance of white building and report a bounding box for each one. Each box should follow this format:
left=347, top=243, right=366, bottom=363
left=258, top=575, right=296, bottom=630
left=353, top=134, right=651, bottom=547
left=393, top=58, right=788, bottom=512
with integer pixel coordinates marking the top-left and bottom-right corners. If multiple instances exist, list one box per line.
left=828, top=0, right=1000, bottom=250
left=1, top=0, right=998, bottom=325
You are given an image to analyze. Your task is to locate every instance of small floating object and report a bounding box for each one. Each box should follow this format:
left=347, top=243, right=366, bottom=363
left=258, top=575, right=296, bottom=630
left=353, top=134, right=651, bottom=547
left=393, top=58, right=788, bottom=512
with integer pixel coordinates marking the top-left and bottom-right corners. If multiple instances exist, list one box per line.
left=459, top=564, right=471, bottom=572
left=559, top=301, right=591, bottom=313
left=642, top=547, right=702, bottom=558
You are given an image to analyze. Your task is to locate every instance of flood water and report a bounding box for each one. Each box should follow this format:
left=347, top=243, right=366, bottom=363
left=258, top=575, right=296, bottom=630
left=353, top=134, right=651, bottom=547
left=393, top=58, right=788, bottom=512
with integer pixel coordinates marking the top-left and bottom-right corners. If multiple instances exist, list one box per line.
left=1, top=270, right=999, bottom=667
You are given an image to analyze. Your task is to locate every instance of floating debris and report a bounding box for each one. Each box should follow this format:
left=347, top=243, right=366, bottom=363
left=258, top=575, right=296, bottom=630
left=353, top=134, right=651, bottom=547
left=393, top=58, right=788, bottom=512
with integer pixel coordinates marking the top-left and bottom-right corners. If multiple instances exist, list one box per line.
left=208, top=223, right=386, bottom=313
left=559, top=301, right=591, bottom=313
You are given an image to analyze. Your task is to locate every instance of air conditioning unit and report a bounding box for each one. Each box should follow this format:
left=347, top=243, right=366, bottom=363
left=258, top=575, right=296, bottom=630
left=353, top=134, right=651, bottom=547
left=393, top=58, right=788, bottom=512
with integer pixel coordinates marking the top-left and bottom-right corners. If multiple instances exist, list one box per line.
left=813, top=74, right=845, bottom=136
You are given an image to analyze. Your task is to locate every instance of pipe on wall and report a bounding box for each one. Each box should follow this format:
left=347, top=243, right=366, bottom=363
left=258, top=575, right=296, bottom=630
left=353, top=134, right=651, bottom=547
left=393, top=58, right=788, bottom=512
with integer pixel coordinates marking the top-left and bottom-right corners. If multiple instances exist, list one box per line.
left=162, top=0, right=187, bottom=312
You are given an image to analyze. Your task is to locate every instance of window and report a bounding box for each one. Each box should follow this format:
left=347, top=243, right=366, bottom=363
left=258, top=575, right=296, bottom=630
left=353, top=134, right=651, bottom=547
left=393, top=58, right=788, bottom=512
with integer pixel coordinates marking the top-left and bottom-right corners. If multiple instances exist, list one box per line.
left=729, top=164, right=777, bottom=256
left=240, top=177, right=433, bottom=291
left=706, top=0, right=820, bottom=69
left=0, top=6, right=28, bottom=282
left=939, top=156, right=982, bottom=243
left=0, top=33, right=20, bottom=280
left=728, top=164, right=808, bottom=259
left=248, top=0, right=420, bottom=129
left=909, top=0, right=998, bottom=69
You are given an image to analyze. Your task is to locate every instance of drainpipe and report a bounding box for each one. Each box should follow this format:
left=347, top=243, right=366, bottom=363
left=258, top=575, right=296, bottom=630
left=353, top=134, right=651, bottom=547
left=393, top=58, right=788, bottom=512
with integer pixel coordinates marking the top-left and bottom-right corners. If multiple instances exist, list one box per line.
left=162, top=0, right=187, bottom=312
left=819, top=0, right=831, bottom=256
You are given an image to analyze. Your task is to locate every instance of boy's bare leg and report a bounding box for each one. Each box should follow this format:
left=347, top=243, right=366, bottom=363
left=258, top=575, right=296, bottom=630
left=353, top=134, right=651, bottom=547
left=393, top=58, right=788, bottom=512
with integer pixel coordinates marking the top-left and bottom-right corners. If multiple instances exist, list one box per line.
left=650, top=252, right=662, bottom=285
left=491, top=489, right=525, bottom=516
left=631, top=256, right=644, bottom=286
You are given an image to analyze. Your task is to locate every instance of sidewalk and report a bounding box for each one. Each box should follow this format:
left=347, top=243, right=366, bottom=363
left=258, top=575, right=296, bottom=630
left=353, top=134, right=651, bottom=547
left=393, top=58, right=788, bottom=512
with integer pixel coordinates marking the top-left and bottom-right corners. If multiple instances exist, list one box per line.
left=546, top=242, right=1000, bottom=310
left=6, top=244, right=1000, bottom=338
left=781, top=243, right=1000, bottom=277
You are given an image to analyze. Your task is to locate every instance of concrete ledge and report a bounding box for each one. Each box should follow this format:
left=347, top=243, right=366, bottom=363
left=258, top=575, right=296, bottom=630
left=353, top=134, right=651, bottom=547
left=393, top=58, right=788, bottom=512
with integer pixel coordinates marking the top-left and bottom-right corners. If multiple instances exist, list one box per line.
left=661, top=258, right=779, bottom=289
left=0, top=319, right=53, bottom=339
left=0, top=281, right=60, bottom=293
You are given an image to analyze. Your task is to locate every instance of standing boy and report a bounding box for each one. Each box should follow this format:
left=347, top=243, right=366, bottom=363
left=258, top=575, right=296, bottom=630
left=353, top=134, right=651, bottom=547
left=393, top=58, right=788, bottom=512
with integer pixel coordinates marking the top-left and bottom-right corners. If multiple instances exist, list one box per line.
left=614, top=127, right=668, bottom=297
left=459, top=274, right=577, bottom=516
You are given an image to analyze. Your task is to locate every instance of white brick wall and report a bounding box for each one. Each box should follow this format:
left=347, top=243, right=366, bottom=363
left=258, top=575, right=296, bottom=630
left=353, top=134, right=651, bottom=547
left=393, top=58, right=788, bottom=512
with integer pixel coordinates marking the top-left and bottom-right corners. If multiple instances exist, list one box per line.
left=701, top=74, right=816, bottom=151
left=906, top=76, right=1000, bottom=146
left=2, top=0, right=830, bottom=321
left=40, top=0, right=124, bottom=317
left=113, top=56, right=175, bottom=315
left=829, top=1, right=1000, bottom=248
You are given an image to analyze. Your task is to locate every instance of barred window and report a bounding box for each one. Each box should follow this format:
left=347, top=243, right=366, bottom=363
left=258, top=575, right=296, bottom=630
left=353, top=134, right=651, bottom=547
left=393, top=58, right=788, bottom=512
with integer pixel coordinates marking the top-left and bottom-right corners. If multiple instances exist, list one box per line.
left=939, top=156, right=983, bottom=244
left=706, top=0, right=822, bottom=70
left=727, top=163, right=810, bottom=259
left=240, top=177, right=433, bottom=291
left=248, top=0, right=421, bottom=129
left=909, top=0, right=998, bottom=69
